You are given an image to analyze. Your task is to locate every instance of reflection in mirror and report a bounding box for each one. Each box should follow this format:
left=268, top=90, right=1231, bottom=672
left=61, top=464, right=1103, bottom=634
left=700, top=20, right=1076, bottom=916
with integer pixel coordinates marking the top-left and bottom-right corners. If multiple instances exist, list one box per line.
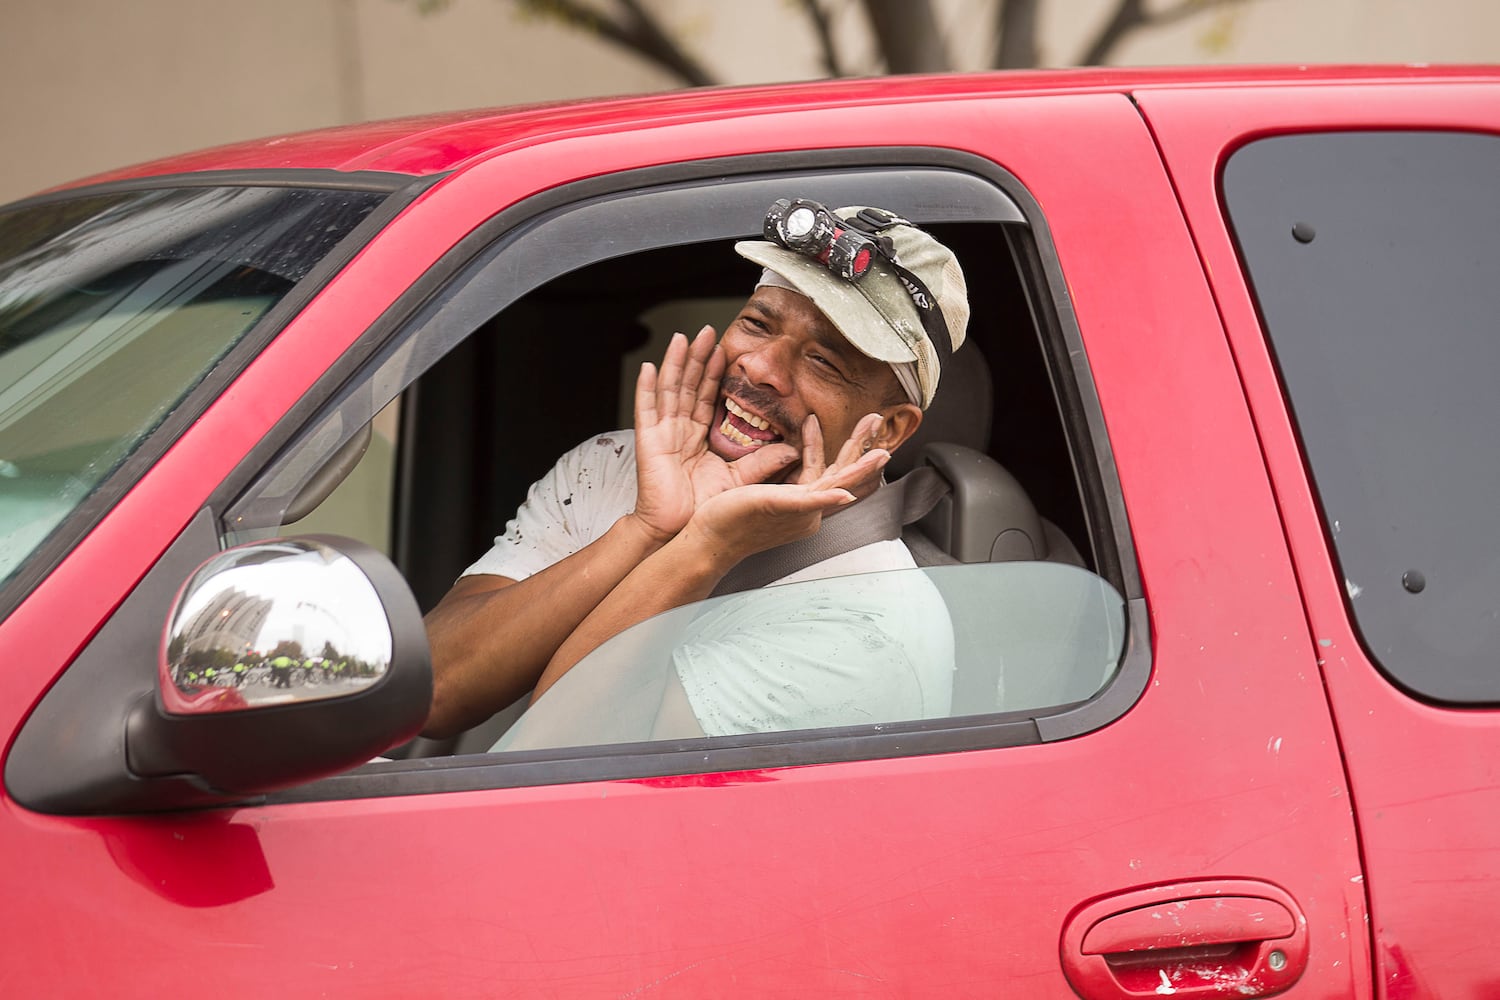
left=493, top=562, right=1126, bottom=754
left=162, top=538, right=393, bottom=715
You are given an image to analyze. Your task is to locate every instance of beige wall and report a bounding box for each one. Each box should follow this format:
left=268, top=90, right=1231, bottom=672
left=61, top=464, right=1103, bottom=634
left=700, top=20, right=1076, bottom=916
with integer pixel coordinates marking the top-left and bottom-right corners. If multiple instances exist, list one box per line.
left=2, top=0, right=1497, bottom=205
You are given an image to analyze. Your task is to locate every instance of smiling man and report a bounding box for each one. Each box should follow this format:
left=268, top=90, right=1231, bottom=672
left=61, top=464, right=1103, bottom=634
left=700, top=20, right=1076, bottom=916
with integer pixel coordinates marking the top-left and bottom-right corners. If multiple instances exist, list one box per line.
left=421, top=201, right=970, bottom=742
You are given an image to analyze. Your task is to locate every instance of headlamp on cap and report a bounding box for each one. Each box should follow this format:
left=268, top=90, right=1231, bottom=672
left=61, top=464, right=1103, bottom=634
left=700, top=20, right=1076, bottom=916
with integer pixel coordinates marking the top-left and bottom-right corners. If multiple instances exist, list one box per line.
left=761, top=198, right=953, bottom=375
left=764, top=198, right=899, bottom=282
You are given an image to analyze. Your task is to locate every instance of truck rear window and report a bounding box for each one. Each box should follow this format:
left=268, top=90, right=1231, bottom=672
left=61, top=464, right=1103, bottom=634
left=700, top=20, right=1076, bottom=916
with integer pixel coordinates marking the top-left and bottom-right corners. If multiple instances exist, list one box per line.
left=1224, top=130, right=1500, bottom=704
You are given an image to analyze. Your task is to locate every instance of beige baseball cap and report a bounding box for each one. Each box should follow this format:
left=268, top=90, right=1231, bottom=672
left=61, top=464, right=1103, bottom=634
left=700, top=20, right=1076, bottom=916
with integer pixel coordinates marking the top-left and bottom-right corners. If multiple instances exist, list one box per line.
left=734, top=204, right=969, bottom=409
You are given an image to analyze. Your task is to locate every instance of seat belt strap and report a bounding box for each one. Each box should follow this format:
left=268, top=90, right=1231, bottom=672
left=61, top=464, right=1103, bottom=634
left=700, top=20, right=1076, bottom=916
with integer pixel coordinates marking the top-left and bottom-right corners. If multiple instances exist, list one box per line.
left=709, top=466, right=951, bottom=596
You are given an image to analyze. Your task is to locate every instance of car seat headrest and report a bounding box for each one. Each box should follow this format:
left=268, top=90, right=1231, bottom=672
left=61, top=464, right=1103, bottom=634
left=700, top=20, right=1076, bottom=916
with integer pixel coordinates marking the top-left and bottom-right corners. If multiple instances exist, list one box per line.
left=886, top=347, right=992, bottom=479
left=915, top=442, right=1048, bottom=563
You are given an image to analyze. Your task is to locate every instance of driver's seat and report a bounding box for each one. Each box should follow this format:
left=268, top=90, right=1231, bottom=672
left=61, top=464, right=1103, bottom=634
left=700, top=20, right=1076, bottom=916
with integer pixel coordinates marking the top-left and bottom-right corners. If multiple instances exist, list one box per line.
left=889, top=347, right=1082, bottom=567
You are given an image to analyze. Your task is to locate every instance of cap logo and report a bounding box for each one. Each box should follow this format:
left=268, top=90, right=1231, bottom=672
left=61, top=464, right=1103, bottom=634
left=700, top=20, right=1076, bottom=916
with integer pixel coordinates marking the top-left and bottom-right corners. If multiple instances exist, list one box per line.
left=898, top=274, right=933, bottom=311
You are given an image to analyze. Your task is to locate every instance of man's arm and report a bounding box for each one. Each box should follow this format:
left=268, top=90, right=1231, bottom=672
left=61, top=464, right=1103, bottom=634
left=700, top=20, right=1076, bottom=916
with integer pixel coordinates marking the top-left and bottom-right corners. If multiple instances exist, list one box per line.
left=423, top=328, right=799, bottom=739
left=530, top=418, right=890, bottom=703
left=421, top=510, right=666, bottom=739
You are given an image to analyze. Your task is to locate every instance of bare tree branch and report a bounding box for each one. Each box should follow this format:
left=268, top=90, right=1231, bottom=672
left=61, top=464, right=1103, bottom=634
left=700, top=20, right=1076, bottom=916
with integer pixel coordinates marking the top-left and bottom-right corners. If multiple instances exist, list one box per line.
left=795, top=0, right=845, bottom=78
left=1145, top=0, right=1261, bottom=31
left=1077, top=0, right=1145, bottom=67
left=993, top=0, right=1040, bottom=69
left=861, top=0, right=950, bottom=73
left=614, top=0, right=718, bottom=85
left=517, top=0, right=720, bottom=87
left=411, top=0, right=1268, bottom=87
left=1078, top=0, right=1260, bottom=67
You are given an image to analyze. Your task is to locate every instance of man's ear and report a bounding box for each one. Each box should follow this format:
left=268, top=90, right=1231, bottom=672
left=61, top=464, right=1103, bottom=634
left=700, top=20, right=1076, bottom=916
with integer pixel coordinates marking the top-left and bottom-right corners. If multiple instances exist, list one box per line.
left=874, top=404, right=924, bottom=454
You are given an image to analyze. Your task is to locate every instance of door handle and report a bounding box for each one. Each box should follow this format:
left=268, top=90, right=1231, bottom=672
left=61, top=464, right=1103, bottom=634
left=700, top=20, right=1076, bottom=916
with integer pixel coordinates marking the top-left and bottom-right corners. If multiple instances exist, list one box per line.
left=1060, top=880, right=1308, bottom=999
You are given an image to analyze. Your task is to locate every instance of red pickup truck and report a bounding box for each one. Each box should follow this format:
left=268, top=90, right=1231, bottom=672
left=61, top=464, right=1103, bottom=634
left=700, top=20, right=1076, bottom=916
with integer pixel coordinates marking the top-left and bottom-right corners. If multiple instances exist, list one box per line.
left=2, top=65, right=1497, bottom=998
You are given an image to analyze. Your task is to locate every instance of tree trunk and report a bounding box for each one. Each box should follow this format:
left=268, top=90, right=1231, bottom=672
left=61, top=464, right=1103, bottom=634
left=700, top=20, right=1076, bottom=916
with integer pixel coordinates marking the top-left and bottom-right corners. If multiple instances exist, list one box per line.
left=795, top=0, right=845, bottom=77
left=514, top=0, right=719, bottom=87
left=994, top=0, right=1041, bottom=68
left=861, top=0, right=950, bottom=73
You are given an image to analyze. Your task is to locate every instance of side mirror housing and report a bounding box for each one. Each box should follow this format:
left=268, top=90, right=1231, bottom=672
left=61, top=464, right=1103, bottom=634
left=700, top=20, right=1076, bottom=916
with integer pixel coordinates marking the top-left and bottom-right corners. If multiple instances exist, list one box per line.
left=6, top=523, right=431, bottom=814
left=126, top=536, right=431, bottom=798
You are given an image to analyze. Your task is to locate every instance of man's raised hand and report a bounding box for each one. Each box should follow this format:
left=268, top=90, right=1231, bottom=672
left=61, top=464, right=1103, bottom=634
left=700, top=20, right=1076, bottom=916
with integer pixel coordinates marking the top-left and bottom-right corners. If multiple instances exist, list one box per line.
left=681, top=413, right=891, bottom=570
left=632, top=328, right=718, bottom=543
left=793, top=411, right=888, bottom=491
left=631, top=327, right=798, bottom=544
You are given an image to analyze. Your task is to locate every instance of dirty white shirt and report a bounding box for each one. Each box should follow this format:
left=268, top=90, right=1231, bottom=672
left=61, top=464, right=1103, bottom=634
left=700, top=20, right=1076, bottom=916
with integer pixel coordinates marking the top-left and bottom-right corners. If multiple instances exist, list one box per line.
left=464, top=431, right=954, bottom=735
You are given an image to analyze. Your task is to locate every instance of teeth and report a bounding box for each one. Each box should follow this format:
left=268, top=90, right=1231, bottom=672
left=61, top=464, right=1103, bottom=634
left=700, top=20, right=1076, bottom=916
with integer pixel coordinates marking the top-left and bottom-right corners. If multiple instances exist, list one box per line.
left=725, top=398, right=770, bottom=431
left=719, top=415, right=759, bottom=447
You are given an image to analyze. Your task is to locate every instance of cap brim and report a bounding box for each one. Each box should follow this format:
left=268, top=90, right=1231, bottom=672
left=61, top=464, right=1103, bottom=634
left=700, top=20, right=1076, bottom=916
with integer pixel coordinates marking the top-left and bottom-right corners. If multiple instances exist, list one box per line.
left=734, top=241, right=925, bottom=364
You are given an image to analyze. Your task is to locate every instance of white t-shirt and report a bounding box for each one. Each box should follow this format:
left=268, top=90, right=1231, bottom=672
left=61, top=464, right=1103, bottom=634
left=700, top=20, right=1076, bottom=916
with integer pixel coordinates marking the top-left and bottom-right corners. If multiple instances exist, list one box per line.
left=465, top=432, right=954, bottom=735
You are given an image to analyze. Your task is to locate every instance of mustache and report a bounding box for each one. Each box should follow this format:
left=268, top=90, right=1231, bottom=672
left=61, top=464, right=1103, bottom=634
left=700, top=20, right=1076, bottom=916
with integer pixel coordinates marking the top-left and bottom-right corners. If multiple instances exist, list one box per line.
left=719, top=376, right=797, bottom=436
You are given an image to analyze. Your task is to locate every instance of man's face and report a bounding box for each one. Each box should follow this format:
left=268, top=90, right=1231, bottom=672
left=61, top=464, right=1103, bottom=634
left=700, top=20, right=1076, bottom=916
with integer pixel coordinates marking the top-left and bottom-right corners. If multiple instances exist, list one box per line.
left=708, top=286, right=915, bottom=468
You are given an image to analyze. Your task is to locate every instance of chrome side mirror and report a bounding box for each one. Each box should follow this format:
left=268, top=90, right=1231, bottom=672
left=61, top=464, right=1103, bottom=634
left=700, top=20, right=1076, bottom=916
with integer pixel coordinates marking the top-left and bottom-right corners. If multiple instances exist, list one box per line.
left=161, top=538, right=394, bottom=714
left=126, top=535, right=431, bottom=800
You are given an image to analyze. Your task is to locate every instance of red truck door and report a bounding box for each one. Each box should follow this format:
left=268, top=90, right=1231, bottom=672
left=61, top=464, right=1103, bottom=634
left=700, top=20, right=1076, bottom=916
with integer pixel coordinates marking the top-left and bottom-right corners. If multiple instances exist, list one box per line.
left=0, top=85, right=1368, bottom=997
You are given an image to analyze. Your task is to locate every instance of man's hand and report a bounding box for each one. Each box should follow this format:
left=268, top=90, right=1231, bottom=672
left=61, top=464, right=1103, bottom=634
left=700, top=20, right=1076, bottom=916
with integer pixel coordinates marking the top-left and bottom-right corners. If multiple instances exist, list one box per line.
left=531, top=410, right=892, bottom=705
left=681, top=412, right=891, bottom=572
left=631, top=326, right=798, bottom=542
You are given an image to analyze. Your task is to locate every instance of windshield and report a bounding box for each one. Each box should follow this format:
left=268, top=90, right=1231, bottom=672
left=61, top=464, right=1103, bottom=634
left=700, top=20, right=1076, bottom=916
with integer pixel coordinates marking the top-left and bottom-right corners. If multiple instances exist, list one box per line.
left=0, top=185, right=385, bottom=590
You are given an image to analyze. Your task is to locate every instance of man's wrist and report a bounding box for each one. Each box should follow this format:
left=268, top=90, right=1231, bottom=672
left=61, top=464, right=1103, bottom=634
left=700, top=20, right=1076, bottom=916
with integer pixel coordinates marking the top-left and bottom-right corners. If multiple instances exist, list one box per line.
left=617, top=511, right=676, bottom=552
left=675, top=519, right=747, bottom=580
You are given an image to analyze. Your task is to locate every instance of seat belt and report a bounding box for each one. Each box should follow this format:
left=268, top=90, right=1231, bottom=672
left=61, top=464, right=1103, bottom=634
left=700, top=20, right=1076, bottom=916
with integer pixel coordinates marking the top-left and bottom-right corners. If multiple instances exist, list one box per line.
left=709, top=465, right=951, bottom=597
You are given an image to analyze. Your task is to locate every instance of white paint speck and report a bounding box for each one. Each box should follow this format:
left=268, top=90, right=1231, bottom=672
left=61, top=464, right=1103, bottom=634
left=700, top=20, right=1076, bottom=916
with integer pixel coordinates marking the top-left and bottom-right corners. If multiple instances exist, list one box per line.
left=1345, top=579, right=1362, bottom=598
left=1156, top=969, right=1177, bottom=995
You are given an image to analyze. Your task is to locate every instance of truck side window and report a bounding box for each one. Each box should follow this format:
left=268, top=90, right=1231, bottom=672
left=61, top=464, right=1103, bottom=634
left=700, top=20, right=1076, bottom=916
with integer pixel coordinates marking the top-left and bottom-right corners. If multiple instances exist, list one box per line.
left=1225, top=131, right=1500, bottom=704
left=224, top=164, right=1147, bottom=790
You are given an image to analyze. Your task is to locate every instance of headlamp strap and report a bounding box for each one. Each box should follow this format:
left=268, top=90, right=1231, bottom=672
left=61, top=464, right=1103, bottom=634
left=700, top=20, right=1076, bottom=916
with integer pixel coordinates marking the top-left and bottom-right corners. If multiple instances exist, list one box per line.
left=842, top=208, right=953, bottom=374
left=884, top=258, right=952, bottom=375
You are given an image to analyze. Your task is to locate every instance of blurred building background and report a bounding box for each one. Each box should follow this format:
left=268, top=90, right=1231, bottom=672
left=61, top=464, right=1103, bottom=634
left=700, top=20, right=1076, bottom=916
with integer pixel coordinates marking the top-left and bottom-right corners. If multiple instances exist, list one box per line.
left=2, top=0, right=1496, bottom=204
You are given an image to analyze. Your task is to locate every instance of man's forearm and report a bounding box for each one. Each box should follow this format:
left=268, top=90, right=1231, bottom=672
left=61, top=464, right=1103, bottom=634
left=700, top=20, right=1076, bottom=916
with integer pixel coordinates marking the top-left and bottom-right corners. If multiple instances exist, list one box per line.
left=531, top=524, right=735, bottom=703
left=529, top=467, right=878, bottom=706
left=422, top=513, right=667, bottom=738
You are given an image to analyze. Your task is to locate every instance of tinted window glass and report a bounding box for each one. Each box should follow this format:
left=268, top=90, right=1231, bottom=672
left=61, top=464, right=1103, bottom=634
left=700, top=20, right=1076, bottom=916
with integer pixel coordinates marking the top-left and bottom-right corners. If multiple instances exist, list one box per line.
left=1224, top=131, right=1500, bottom=703
left=494, top=562, right=1126, bottom=752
